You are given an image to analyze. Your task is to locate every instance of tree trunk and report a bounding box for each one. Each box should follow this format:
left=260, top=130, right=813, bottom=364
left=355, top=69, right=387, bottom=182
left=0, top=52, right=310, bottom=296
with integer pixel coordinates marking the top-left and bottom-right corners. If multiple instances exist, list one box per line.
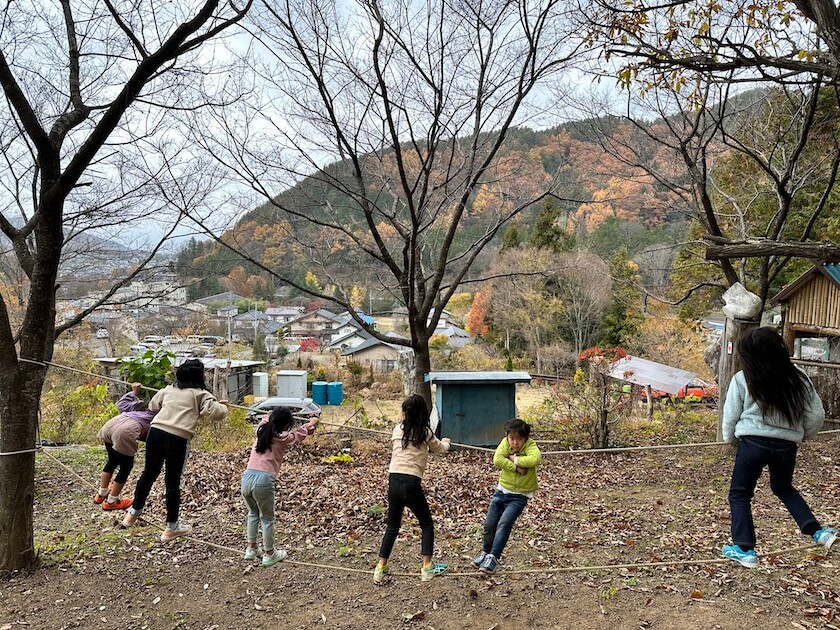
left=0, top=363, right=47, bottom=570
left=716, top=317, right=760, bottom=440
left=411, top=340, right=433, bottom=411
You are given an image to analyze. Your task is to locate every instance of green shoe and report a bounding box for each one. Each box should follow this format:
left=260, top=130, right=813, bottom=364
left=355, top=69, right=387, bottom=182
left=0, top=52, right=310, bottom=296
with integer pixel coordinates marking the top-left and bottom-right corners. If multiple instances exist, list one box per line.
left=373, top=564, right=389, bottom=584
left=243, top=546, right=259, bottom=560
left=420, top=561, right=447, bottom=582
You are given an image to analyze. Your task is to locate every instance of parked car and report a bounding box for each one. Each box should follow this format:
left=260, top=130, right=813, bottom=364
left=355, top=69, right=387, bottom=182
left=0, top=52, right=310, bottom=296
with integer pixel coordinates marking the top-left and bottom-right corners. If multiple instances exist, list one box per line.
left=245, top=397, right=322, bottom=424
left=142, top=335, right=163, bottom=345
left=129, top=344, right=151, bottom=354
left=646, top=379, right=719, bottom=403
left=162, top=335, right=183, bottom=345
left=95, top=328, right=109, bottom=339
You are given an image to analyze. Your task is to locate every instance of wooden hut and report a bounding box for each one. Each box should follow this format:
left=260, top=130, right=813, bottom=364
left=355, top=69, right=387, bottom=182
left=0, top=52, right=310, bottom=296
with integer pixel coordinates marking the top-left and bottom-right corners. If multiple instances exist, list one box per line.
left=770, top=261, right=840, bottom=420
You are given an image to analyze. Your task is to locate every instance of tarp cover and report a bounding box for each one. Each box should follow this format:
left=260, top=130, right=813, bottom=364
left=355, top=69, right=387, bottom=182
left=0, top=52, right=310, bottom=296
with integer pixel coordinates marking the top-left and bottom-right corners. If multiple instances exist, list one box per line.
left=608, top=356, right=696, bottom=395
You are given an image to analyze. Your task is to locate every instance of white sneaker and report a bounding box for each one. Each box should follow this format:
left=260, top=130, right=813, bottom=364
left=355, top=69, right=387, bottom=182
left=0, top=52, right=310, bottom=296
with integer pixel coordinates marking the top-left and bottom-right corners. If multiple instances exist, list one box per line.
left=262, top=549, right=287, bottom=567
left=160, top=523, right=192, bottom=542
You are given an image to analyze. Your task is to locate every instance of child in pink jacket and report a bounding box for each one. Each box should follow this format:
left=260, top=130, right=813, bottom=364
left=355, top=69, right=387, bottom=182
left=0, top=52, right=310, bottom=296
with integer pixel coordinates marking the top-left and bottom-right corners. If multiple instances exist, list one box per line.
left=241, top=406, right=319, bottom=566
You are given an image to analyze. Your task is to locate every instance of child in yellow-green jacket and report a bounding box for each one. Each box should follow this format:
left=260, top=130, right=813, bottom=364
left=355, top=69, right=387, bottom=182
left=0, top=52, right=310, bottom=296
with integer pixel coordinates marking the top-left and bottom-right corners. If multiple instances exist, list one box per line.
left=473, top=418, right=541, bottom=573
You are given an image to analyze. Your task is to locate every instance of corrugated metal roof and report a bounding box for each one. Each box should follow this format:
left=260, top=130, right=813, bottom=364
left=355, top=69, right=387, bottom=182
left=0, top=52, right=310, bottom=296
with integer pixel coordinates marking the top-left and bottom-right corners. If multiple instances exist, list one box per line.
left=824, top=262, right=840, bottom=284
left=608, top=356, right=696, bottom=394
left=425, top=371, right=532, bottom=384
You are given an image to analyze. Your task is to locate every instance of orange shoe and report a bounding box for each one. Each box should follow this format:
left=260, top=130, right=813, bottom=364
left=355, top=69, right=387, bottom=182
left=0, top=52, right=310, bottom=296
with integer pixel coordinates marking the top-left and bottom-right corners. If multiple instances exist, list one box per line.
left=93, top=493, right=107, bottom=504
left=102, top=497, right=133, bottom=511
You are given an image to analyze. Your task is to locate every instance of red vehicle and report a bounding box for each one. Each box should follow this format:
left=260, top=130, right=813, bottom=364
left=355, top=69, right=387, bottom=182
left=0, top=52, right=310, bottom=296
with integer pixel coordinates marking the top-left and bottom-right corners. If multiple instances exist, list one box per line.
left=646, top=379, right=719, bottom=403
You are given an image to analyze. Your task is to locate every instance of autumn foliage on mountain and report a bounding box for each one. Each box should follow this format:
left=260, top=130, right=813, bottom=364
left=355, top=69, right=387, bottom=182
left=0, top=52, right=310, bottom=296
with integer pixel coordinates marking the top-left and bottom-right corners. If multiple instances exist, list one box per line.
left=174, top=119, right=684, bottom=293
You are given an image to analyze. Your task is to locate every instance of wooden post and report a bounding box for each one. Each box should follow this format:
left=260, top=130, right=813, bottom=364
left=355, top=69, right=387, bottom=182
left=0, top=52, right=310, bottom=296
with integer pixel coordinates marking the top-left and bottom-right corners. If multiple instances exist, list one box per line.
left=644, top=384, right=653, bottom=420
left=716, top=317, right=760, bottom=440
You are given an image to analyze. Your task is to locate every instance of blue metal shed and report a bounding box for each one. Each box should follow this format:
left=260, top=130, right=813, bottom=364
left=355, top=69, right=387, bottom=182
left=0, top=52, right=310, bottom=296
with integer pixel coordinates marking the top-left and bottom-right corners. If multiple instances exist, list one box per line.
left=425, top=371, right=532, bottom=447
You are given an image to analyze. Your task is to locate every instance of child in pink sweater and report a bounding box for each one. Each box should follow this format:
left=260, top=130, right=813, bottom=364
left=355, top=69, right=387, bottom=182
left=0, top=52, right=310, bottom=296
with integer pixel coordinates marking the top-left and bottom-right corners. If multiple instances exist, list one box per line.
left=241, top=406, right=319, bottom=566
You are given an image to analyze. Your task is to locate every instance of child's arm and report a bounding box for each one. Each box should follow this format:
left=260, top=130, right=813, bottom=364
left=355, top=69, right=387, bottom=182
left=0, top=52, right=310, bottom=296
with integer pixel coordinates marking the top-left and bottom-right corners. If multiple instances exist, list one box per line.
left=721, top=375, right=744, bottom=444
left=801, top=380, right=825, bottom=438
left=427, top=432, right=451, bottom=454
left=198, top=393, right=228, bottom=421
left=117, top=383, right=148, bottom=413
left=512, top=441, right=541, bottom=468
left=275, top=417, right=320, bottom=446
left=493, top=440, right=517, bottom=472
left=147, top=387, right=165, bottom=413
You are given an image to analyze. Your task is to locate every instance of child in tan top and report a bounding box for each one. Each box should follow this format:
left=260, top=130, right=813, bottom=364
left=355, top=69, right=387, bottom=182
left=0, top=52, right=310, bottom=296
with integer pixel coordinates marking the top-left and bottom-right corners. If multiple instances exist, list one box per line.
left=121, top=359, right=228, bottom=541
left=374, top=395, right=450, bottom=584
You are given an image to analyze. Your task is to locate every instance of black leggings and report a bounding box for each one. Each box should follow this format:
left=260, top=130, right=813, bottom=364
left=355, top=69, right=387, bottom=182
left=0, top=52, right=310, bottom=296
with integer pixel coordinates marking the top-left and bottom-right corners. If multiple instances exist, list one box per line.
left=131, top=428, right=189, bottom=523
left=378, top=473, right=434, bottom=559
left=102, top=442, right=134, bottom=484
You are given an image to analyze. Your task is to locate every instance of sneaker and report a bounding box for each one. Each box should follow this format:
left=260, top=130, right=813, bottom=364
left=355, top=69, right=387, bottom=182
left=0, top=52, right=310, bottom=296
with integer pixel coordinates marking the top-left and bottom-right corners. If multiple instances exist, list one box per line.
left=120, top=513, right=139, bottom=528
left=243, top=546, right=259, bottom=560
left=480, top=554, right=498, bottom=573
left=93, top=492, right=107, bottom=505
left=373, top=564, right=389, bottom=584
left=102, top=497, right=132, bottom=511
left=160, top=523, right=192, bottom=542
left=722, top=544, right=758, bottom=568
left=262, top=549, right=287, bottom=567
left=813, top=527, right=837, bottom=549
left=420, top=561, right=447, bottom=582
left=471, top=551, right=487, bottom=568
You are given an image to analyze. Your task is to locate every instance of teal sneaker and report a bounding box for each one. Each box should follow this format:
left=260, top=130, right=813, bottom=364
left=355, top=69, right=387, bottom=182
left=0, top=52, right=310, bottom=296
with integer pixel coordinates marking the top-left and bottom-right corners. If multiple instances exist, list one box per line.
left=373, top=564, right=389, bottom=584
left=722, top=545, right=758, bottom=568
left=420, top=561, right=447, bottom=582
left=243, top=546, right=259, bottom=560
left=813, top=527, right=837, bottom=549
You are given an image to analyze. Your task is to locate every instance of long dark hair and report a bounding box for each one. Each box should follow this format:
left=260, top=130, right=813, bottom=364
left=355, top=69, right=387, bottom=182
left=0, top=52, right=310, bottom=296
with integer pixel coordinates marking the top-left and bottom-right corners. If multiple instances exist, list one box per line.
left=401, top=394, right=431, bottom=448
left=255, top=407, right=294, bottom=454
left=175, top=359, right=207, bottom=390
left=738, top=327, right=810, bottom=426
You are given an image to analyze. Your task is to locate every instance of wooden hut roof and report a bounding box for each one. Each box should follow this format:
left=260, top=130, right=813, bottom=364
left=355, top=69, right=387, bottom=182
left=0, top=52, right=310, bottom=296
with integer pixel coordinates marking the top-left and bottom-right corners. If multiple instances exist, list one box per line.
left=769, top=262, right=840, bottom=305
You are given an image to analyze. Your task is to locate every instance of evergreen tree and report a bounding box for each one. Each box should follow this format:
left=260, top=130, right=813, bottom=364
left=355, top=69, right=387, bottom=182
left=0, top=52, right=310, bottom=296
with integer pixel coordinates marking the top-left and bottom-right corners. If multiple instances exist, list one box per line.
left=529, top=199, right=574, bottom=252
left=600, top=249, right=643, bottom=347
left=501, top=225, right=521, bottom=252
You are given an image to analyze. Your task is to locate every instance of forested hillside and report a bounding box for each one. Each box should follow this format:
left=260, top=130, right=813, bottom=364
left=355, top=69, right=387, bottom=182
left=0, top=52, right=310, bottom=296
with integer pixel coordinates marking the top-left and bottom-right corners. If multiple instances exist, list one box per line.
left=174, top=117, right=689, bottom=302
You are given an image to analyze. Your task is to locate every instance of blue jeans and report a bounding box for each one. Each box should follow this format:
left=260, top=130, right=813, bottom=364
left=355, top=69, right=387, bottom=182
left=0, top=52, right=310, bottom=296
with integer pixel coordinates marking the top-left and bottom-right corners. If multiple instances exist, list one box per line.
left=728, top=436, right=820, bottom=549
left=241, top=469, right=276, bottom=551
left=483, top=490, right=528, bottom=559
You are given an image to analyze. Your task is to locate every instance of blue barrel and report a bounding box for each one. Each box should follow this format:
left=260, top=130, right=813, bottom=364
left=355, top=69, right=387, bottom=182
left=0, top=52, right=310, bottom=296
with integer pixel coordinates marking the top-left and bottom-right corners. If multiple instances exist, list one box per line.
left=327, top=381, right=344, bottom=406
left=311, top=381, right=328, bottom=405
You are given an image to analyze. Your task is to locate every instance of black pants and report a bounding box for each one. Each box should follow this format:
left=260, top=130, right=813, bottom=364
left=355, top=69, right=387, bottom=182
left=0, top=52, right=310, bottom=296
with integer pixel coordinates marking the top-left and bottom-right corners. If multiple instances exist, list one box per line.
left=728, top=435, right=820, bottom=549
left=102, top=442, right=134, bottom=484
left=378, top=473, right=434, bottom=559
left=131, top=427, right=189, bottom=523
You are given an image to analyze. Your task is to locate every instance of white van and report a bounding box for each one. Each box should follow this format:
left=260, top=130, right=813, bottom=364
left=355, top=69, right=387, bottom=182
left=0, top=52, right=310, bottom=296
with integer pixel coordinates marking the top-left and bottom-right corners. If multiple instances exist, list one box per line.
left=142, top=335, right=163, bottom=345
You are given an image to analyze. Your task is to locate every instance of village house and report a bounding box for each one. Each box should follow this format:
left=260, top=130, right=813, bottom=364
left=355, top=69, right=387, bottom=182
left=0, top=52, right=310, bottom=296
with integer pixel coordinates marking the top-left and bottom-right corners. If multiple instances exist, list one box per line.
left=341, top=333, right=409, bottom=372
left=770, top=261, right=840, bottom=419
left=285, top=308, right=343, bottom=342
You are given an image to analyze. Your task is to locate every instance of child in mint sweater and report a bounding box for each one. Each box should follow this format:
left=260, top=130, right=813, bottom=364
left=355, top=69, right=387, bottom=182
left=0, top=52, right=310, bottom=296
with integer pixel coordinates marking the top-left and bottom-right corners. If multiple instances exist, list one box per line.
left=473, top=418, right=541, bottom=573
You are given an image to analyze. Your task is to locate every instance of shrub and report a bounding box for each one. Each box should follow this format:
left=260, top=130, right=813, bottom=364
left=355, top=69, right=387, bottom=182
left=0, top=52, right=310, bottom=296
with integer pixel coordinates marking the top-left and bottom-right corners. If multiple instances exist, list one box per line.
left=41, top=383, right=117, bottom=444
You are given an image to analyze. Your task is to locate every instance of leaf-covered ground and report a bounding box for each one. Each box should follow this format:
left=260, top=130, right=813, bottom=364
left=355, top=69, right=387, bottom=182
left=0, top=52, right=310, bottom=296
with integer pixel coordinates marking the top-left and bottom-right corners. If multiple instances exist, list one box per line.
left=1, top=421, right=838, bottom=629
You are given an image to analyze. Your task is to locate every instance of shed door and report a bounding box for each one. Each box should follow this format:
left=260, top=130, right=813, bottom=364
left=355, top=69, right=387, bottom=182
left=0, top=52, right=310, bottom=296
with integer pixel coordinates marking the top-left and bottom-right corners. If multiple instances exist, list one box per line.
left=442, top=384, right=515, bottom=447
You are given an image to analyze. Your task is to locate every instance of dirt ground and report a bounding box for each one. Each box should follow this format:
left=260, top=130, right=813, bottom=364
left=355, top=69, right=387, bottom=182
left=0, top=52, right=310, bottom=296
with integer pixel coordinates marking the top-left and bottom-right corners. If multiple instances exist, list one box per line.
left=1, top=396, right=838, bottom=630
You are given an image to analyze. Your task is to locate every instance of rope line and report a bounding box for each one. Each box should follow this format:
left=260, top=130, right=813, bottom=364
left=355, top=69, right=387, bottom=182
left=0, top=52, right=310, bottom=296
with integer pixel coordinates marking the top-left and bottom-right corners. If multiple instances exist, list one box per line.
left=18, top=357, right=840, bottom=458
left=38, top=447, right=830, bottom=580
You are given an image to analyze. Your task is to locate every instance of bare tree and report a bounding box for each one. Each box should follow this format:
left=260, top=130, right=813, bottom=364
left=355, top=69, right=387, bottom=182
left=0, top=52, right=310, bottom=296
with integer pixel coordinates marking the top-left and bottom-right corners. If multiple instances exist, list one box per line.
left=0, top=0, right=250, bottom=571
left=193, top=0, right=584, bottom=403
left=578, top=79, right=840, bottom=310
